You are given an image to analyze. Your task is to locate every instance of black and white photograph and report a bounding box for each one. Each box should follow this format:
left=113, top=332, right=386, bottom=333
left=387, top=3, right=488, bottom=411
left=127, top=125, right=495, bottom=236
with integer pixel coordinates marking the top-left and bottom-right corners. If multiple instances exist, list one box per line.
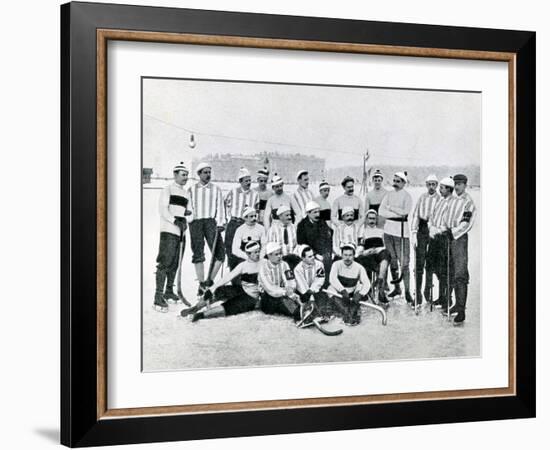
left=141, top=77, right=480, bottom=371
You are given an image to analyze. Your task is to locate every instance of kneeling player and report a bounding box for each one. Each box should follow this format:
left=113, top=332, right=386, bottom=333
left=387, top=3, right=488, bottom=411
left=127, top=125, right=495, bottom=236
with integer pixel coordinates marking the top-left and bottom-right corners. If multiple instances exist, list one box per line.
left=180, top=241, right=261, bottom=322
left=294, top=245, right=331, bottom=316
left=326, top=242, right=370, bottom=325
left=356, top=209, right=391, bottom=304
left=258, top=242, right=302, bottom=320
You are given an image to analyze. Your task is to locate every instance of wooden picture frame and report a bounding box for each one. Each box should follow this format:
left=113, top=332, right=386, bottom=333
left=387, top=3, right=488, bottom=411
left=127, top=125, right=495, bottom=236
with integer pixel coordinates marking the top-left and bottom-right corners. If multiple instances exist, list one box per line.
left=61, top=1, right=535, bottom=447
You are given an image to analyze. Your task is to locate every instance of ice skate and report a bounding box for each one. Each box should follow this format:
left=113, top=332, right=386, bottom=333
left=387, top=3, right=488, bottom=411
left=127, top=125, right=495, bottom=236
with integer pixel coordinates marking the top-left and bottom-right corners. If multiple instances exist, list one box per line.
left=153, top=293, right=169, bottom=313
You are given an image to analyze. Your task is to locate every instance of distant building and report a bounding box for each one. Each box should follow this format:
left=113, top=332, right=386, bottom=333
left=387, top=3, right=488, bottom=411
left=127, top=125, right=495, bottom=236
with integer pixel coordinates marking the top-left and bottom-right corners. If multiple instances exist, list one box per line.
left=142, top=168, right=153, bottom=184
left=192, top=152, right=326, bottom=183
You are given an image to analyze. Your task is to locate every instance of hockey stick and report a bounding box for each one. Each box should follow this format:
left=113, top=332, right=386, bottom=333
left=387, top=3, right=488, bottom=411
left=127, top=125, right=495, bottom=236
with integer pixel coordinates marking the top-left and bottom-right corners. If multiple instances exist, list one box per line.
left=323, top=289, right=387, bottom=326
left=446, top=233, right=451, bottom=322
left=176, top=228, right=191, bottom=307
left=413, top=243, right=418, bottom=315
left=390, top=219, right=405, bottom=284
left=312, top=317, right=343, bottom=336
left=205, top=227, right=221, bottom=285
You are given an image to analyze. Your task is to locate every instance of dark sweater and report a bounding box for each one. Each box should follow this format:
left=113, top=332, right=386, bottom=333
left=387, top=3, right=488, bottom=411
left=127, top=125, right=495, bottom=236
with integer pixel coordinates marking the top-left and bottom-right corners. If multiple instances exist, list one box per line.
left=297, top=217, right=333, bottom=255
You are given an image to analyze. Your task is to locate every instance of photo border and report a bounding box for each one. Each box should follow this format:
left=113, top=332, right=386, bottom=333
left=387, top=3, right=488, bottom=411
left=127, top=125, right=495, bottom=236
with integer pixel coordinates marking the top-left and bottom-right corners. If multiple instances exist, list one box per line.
left=61, top=2, right=534, bottom=446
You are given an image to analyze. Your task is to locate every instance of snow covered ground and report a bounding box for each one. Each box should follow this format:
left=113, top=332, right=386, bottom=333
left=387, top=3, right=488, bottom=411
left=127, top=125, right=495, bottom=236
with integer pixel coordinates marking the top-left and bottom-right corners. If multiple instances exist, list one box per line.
left=142, top=181, right=481, bottom=371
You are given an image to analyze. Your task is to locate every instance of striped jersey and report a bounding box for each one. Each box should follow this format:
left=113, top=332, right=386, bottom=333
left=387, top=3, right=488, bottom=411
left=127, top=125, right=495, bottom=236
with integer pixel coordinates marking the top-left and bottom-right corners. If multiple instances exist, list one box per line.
left=333, top=222, right=362, bottom=256
left=188, top=182, right=225, bottom=226
left=158, top=182, right=194, bottom=236
left=428, top=196, right=452, bottom=230
left=294, top=260, right=325, bottom=295
left=411, top=192, right=441, bottom=232
left=365, top=188, right=388, bottom=211
left=291, top=186, right=314, bottom=222
left=446, top=192, right=477, bottom=240
left=225, top=187, right=258, bottom=219
left=266, top=222, right=298, bottom=256
left=259, top=259, right=296, bottom=297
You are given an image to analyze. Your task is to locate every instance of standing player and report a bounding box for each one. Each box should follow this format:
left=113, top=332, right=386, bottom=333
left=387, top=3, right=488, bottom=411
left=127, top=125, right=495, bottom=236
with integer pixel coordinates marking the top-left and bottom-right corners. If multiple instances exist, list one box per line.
left=314, top=180, right=333, bottom=229
left=446, top=174, right=476, bottom=324
left=266, top=205, right=301, bottom=269
left=427, top=177, right=455, bottom=311
left=379, top=171, right=413, bottom=303
left=181, top=241, right=262, bottom=322
left=224, top=167, right=258, bottom=270
left=331, top=176, right=365, bottom=226
left=263, top=175, right=293, bottom=229
left=290, top=169, right=314, bottom=223
left=188, top=162, right=226, bottom=294
left=153, top=162, right=194, bottom=312
left=258, top=242, right=301, bottom=320
left=410, top=174, right=440, bottom=305
left=254, top=167, right=272, bottom=224
left=365, top=169, right=388, bottom=219
left=326, top=242, right=371, bottom=325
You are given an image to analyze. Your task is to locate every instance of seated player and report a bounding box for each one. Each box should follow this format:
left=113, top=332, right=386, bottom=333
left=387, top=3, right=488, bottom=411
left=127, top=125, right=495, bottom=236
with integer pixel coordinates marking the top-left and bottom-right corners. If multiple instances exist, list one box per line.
left=356, top=209, right=390, bottom=304
left=326, top=242, right=371, bottom=325
left=179, top=241, right=261, bottom=321
left=266, top=205, right=301, bottom=270
left=293, top=245, right=331, bottom=316
left=231, top=206, right=266, bottom=264
left=332, top=206, right=361, bottom=259
left=258, top=242, right=302, bottom=320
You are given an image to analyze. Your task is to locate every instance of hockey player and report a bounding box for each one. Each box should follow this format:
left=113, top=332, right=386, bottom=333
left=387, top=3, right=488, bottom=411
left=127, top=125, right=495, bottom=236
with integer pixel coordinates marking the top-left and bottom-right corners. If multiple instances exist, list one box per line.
left=266, top=205, right=301, bottom=270
left=365, top=169, right=388, bottom=218
left=314, top=180, right=333, bottom=228
left=446, top=174, right=476, bottom=324
left=188, top=162, right=226, bottom=294
left=254, top=167, right=272, bottom=224
left=356, top=209, right=390, bottom=304
left=181, top=241, right=262, bottom=322
left=378, top=171, right=413, bottom=303
left=224, top=167, right=259, bottom=270
left=410, top=174, right=440, bottom=304
left=326, top=242, right=371, bottom=325
left=258, top=242, right=301, bottom=320
left=332, top=206, right=361, bottom=258
left=231, top=206, right=266, bottom=264
left=293, top=245, right=331, bottom=315
left=331, top=176, right=365, bottom=226
left=263, top=175, right=293, bottom=229
left=153, top=162, right=193, bottom=312
left=290, top=169, right=314, bottom=223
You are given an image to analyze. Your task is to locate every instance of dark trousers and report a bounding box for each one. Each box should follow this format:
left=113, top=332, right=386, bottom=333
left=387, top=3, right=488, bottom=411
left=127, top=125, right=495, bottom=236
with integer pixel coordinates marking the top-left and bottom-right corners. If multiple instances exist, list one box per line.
left=450, top=234, right=469, bottom=312
left=415, top=224, right=433, bottom=298
left=427, top=234, right=451, bottom=305
left=225, top=217, right=245, bottom=270
left=331, top=294, right=361, bottom=324
left=299, top=291, right=332, bottom=316
left=384, top=233, right=410, bottom=292
left=189, top=218, right=225, bottom=264
left=215, top=285, right=258, bottom=316
left=155, top=232, right=182, bottom=294
left=260, top=293, right=301, bottom=320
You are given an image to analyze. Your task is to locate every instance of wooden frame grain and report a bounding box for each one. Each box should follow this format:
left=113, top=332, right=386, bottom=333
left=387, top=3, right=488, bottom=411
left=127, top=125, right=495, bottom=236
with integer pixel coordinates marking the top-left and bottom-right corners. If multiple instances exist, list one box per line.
left=62, top=2, right=535, bottom=446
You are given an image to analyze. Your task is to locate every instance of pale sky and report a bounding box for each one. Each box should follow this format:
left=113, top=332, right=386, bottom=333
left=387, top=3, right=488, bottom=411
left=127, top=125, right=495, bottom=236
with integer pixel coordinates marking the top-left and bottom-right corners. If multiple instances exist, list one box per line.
left=143, top=77, right=481, bottom=176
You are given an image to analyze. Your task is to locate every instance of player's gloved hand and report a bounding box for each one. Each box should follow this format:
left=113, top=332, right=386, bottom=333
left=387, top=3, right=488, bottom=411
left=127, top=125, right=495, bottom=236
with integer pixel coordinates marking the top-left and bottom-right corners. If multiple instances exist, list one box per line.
left=305, top=289, right=313, bottom=297
left=352, top=291, right=363, bottom=303
left=184, top=210, right=192, bottom=216
left=339, top=290, right=350, bottom=301
left=174, top=217, right=187, bottom=232
left=443, top=229, right=454, bottom=241
left=411, top=232, right=417, bottom=248
left=285, top=285, right=295, bottom=297
left=202, top=289, right=213, bottom=301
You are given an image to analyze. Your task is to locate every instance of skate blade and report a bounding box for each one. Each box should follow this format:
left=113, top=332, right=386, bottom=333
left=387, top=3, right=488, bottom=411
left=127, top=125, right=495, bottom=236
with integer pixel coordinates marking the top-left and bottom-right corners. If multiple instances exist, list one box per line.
left=152, top=305, right=168, bottom=313
left=165, top=299, right=177, bottom=305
